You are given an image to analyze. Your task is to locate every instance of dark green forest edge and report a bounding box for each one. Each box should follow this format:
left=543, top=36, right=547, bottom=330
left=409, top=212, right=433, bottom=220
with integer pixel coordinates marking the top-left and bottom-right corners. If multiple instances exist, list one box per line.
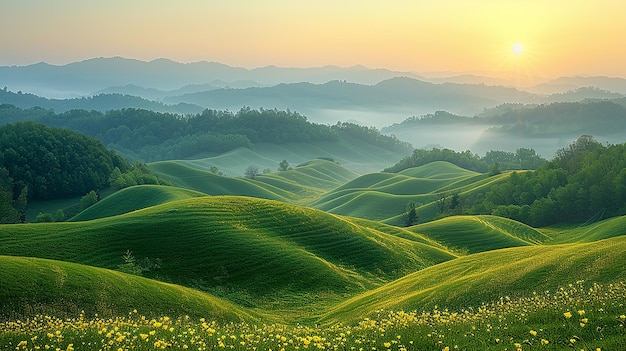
left=385, top=135, right=626, bottom=227
left=0, top=104, right=411, bottom=161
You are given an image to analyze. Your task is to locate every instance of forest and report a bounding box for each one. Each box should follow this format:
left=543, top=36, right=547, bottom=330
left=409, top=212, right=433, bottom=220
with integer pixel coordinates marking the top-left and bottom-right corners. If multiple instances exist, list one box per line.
left=0, top=122, right=165, bottom=223
left=455, top=136, right=626, bottom=226
left=383, top=100, right=626, bottom=137
left=385, top=146, right=547, bottom=173
left=0, top=105, right=411, bottom=161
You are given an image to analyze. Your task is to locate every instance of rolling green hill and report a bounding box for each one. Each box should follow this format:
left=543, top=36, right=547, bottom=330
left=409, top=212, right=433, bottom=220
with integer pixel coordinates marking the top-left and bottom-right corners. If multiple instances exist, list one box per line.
left=408, top=215, right=550, bottom=254
left=311, top=162, right=509, bottom=223
left=69, top=185, right=206, bottom=221
left=150, top=158, right=358, bottom=204
left=148, top=161, right=292, bottom=201
left=320, top=235, right=626, bottom=324
left=156, top=135, right=410, bottom=177
left=542, top=214, right=626, bottom=244
left=0, top=255, right=255, bottom=321
left=0, top=196, right=455, bottom=318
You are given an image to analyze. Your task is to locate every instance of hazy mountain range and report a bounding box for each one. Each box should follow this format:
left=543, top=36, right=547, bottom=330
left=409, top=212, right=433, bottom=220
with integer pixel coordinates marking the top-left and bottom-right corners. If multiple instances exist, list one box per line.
left=2, top=57, right=626, bottom=126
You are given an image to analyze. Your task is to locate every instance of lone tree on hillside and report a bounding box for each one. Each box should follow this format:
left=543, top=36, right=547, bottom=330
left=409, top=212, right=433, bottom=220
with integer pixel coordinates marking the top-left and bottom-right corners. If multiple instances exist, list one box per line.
left=278, top=159, right=290, bottom=172
left=244, top=165, right=260, bottom=179
left=403, top=201, right=419, bottom=227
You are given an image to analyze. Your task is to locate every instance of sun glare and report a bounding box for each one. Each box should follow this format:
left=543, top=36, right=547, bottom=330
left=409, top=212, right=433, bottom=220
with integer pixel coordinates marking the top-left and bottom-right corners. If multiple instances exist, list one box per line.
left=512, top=43, right=524, bottom=55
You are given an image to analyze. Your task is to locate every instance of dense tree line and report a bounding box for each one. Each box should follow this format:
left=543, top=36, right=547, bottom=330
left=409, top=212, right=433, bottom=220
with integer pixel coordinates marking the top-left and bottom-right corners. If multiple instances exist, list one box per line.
left=383, top=101, right=626, bottom=138
left=0, top=122, right=129, bottom=199
left=0, top=105, right=411, bottom=161
left=385, top=147, right=546, bottom=173
left=331, top=122, right=412, bottom=153
left=484, top=101, right=626, bottom=136
left=0, top=122, right=166, bottom=223
left=464, top=136, right=626, bottom=226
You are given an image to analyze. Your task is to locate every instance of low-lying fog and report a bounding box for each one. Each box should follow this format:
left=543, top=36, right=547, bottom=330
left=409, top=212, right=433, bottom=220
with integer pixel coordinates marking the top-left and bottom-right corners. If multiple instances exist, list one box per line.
left=304, top=108, right=617, bottom=159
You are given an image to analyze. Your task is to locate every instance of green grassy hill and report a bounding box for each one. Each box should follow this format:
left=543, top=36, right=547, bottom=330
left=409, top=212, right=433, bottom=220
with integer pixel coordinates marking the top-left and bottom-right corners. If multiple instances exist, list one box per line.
left=0, top=196, right=455, bottom=318
left=321, top=235, right=626, bottom=324
left=311, top=162, right=508, bottom=223
left=408, top=215, right=550, bottom=254
left=69, top=185, right=206, bottom=221
left=148, top=161, right=293, bottom=201
left=543, top=214, right=626, bottom=244
left=175, top=136, right=410, bottom=176
left=398, top=160, right=480, bottom=178
left=0, top=255, right=255, bottom=321
left=150, top=159, right=358, bottom=204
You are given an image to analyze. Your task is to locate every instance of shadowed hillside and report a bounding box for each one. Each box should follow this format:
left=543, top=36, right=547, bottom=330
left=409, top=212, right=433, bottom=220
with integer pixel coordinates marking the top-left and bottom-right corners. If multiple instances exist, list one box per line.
left=321, top=235, right=626, bottom=323
left=0, top=255, right=255, bottom=321
left=70, top=185, right=206, bottom=221
left=0, top=196, right=455, bottom=317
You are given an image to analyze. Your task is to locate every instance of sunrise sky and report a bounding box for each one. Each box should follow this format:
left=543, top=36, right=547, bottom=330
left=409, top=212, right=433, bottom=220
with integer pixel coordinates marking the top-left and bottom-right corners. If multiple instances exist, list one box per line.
left=2, top=0, right=625, bottom=80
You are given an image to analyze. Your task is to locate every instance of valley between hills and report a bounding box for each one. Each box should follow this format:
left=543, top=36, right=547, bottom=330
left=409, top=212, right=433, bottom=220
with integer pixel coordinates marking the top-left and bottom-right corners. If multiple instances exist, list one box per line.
left=2, top=145, right=626, bottom=349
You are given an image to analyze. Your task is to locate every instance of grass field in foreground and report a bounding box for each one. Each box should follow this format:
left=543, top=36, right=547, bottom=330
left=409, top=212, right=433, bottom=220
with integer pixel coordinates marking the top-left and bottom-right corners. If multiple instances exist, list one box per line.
left=0, top=196, right=455, bottom=320
left=321, top=235, right=626, bottom=324
left=0, top=255, right=255, bottom=322
left=2, top=281, right=625, bottom=350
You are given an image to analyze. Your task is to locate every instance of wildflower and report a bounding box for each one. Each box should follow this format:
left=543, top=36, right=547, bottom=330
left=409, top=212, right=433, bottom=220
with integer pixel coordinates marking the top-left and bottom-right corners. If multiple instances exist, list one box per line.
left=529, top=330, right=537, bottom=336
left=578, top=310, right=585, bottom=316
left=564, top=312, right=573, bottom=319
left=541, top=339, right=549, bottom=345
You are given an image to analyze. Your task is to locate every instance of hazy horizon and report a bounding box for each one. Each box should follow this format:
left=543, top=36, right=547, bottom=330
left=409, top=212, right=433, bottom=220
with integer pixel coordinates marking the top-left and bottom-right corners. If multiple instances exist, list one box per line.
left=2, top=1, right=626, bottom=84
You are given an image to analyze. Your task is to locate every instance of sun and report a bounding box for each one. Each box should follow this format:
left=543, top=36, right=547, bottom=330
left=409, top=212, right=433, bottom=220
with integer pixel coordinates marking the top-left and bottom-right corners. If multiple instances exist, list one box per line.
left=512, top=43, right=524, bottom=55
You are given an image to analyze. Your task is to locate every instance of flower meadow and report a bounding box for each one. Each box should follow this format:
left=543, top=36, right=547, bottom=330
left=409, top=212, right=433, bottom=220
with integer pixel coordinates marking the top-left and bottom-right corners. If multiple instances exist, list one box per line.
left=1, top=282, right=625, bottom=351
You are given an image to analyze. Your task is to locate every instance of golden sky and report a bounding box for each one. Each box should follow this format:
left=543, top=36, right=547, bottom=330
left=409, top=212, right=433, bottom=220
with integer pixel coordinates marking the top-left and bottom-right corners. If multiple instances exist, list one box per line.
left=2, top=0, right=625, bottom=79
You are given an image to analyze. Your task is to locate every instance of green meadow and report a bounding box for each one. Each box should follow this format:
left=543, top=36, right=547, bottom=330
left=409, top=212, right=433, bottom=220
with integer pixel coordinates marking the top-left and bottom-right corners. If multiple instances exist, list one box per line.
left=2, top=158, right=626, bottom=349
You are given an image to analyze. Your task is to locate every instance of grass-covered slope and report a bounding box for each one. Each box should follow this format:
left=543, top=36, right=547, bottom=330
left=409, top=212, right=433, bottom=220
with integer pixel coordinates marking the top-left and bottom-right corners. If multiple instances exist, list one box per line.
left=408, top=215, right=550, bottom=254
left=312, top=162, right=507, bottom=223
left=0, top=196, right=455, bottom=313
left=69, top=185, right=206, bottom=221
left=544, top=214, right=626, bottom=244
left=398, top=160, right=480, bottom=178
left=0, top=255, right=255, bottom=321
left=180, top=136, right=411, bottom=176
left=150, top=159, right=358, bottom=203
left=149, top=161, right=292, bottom=201
left=321, top=235, right=626, bottom=324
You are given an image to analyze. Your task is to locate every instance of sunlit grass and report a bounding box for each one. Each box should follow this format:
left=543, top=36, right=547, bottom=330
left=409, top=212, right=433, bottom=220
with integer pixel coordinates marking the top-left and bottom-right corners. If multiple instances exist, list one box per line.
left=2, top=281, right=625, bottom=350
left=0, top=196, right=455, bottom=320
left=69, top=185, right=206, bottom=221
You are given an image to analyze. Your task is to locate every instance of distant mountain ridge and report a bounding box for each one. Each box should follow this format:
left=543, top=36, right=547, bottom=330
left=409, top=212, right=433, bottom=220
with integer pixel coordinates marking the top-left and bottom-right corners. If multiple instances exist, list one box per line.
left=2, top=57, right=625, bottom=127
left=0, top=57, right=423, bottom=98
